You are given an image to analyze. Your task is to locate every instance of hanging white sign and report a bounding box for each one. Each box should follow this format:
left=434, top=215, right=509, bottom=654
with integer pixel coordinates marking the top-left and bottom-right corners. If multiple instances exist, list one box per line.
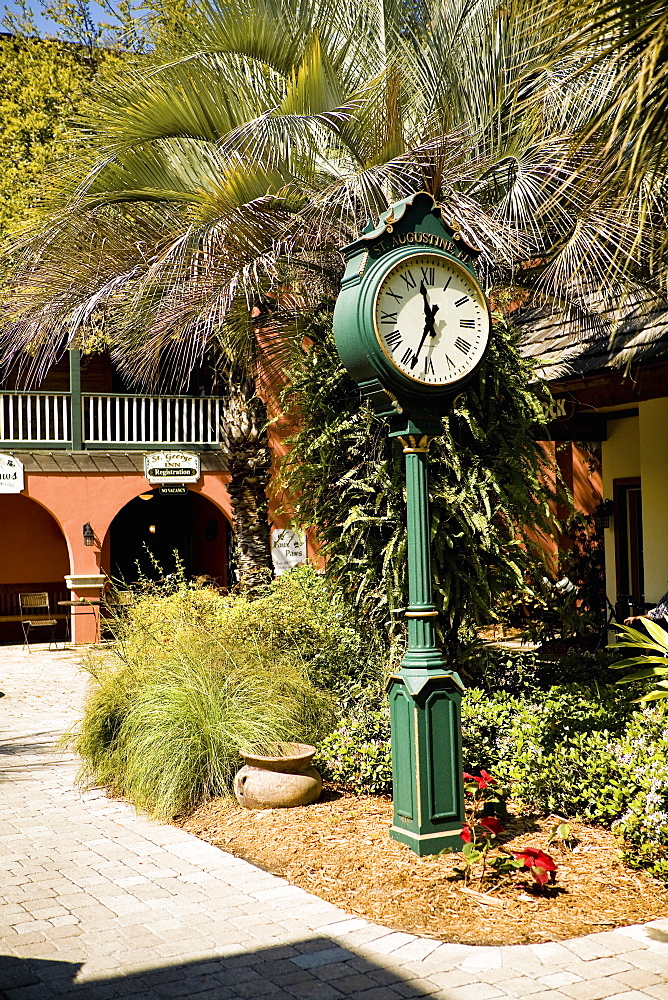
left=144, top=451, right=200, bottom=484
left=271, top=528, right=307, bottom=575
left=0, top=454, right=24, bottom=493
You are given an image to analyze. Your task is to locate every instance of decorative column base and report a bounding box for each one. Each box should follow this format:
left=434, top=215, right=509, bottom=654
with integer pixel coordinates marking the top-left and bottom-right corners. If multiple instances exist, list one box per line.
left=388, top=668, right=465, bottom=856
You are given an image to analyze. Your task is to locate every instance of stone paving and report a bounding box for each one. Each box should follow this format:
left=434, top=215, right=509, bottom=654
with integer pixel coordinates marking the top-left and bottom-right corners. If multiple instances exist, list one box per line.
left=1, top=644, right=667, bottom=1000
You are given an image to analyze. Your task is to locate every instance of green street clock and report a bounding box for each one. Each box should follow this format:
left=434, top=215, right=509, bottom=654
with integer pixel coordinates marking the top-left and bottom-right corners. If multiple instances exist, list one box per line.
left=334, top=192, right=491, bottom=419
left=332, top=192, right=493, bottom=857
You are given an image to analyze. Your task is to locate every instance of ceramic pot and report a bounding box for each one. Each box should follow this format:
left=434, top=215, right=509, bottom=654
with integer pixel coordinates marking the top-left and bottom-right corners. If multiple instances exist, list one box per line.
left=234, top=742, right=322, bottom=809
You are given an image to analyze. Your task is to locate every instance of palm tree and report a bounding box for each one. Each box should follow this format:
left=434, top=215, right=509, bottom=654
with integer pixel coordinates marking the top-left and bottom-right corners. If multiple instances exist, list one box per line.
left=1, top=0, right=664, bottom=586
left=545, top=2, right=668, bottom=187
left=541, top=0, right=668, bottom=296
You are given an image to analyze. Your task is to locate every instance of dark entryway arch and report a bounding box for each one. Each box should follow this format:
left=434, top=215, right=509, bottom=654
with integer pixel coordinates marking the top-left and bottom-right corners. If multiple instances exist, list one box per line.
left=108, top=489, right=230, bottom=587
left=0, top=494, right=70, bottom=644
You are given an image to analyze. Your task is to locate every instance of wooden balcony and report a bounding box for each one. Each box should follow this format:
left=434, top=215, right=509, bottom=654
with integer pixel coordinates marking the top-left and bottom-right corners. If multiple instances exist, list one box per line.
left=0, top=391, right=222, bottom=450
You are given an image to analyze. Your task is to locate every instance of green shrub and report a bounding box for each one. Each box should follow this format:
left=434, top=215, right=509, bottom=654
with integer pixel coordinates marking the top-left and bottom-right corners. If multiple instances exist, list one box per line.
left=463, top=684, right=640, bottom=820
left=464, top=684, right=668, bottom=881
left=610, top=706, right=668, bottom=880
left=461, top=642, right=621, bottom=694
left=316, top=706, right=393, bottom=795
left=112, top=564, right=387, bottom=705
left=267, top=566, right=389, bottom=704
left=460, top=688, right=522, bottom=771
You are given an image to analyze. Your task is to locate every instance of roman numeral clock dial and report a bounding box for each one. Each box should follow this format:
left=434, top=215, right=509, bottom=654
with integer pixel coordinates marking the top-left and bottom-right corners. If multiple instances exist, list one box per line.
left=373, top=252, right=489, bottom=387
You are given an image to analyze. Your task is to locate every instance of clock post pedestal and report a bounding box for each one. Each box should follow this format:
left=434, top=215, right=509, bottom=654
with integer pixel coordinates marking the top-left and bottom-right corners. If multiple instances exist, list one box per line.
left=387, top=420, right=465, bottom=856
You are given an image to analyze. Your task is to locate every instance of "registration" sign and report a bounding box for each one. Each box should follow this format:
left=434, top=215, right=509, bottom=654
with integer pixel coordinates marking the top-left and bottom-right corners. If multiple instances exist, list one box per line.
left=144, top=452, right=201, bottom=484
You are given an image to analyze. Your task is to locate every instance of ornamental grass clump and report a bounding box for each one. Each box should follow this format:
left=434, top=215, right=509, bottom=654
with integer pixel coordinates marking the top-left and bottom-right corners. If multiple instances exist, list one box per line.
left=70, top=573, right=338, bottom=818
left=112, top=657, right=307, bottom=818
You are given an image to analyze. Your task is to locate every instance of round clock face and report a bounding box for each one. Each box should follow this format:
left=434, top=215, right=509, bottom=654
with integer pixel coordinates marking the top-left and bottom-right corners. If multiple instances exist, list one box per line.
left=373, top=252, right=489, bottom=387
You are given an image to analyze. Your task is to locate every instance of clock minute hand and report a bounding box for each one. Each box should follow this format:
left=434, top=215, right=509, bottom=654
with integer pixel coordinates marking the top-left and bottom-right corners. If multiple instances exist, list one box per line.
left=411, top=282, right=434, bottom=368
left=411, top=319, right=432, bottom=369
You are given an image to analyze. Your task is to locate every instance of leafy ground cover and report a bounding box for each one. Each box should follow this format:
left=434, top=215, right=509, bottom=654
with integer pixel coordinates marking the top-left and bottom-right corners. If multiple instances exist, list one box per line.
left=319, top=679, right=668, bottom=883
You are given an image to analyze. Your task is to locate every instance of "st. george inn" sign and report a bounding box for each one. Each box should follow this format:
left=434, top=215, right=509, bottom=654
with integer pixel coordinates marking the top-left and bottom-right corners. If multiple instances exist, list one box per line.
left=143, top=451, right=201, bottom=484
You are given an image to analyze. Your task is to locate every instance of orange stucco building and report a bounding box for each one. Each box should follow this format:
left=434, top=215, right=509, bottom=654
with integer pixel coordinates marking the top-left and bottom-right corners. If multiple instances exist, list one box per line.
left=0, top=350, right=239, bottom=643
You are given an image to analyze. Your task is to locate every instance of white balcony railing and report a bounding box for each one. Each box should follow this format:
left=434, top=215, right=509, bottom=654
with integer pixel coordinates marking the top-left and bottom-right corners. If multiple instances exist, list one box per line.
left=0, top=392, right=221, bottom=448
left=0, top=392, right=70, bottom=444
left=83, top=394, right=221, bottom=445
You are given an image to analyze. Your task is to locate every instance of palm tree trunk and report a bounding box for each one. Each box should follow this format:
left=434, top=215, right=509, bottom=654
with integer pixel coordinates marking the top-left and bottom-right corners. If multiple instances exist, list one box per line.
left=219, top=378, right=274, bottom=594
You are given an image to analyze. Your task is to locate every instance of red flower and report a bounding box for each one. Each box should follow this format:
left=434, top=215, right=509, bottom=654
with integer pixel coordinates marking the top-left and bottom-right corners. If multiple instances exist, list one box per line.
left=462, top=770, right=497, bottom=789
left=460, top=825, right=473, bottom=843
left=530, top=866, right=550, bottom=886
left=479, top=816, right=504, bottom=836
left=512, top=848, right=557, bottom=872
left=513, top=848, right=557, bottom=884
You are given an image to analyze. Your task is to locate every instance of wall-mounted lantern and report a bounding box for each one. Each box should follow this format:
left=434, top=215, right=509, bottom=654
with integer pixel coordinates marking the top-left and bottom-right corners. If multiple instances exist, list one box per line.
left=83, top=523, right=96, bottom=546
left=594, top=499, right=614, bottom=531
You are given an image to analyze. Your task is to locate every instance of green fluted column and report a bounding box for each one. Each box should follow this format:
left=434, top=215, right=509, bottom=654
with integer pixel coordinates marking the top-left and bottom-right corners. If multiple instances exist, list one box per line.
left=387, top=423, right=465, bottom=856
left=402, top=439, right=443, bottom=670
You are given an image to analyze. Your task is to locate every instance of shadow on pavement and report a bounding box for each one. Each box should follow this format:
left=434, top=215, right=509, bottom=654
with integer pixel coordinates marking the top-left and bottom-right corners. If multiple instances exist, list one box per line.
left=0, top=733, right=64, bottom=756
left=1, top=937, right=439, bottom=999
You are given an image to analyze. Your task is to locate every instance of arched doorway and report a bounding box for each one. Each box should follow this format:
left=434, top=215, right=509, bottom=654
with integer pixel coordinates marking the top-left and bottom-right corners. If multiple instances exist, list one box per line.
left=108, top=489, right=230, bottom=586
left=0, top=494, right=70, bottom=644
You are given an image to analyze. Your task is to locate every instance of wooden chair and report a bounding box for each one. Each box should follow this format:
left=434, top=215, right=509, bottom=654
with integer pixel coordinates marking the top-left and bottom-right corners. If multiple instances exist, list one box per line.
left=104, top=589, right=133, bottom=614
left=19, top=592, right=58, bottom=651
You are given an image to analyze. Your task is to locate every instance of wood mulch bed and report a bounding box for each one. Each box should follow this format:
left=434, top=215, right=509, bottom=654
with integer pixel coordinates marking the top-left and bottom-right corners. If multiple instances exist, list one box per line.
left=178, top=785, right=668, bottom=947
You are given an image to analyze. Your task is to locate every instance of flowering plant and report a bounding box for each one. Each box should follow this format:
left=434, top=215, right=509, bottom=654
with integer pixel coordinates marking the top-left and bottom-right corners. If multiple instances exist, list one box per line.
left=454, top=769, right=557, bottom=892
left=511, top=847, right=557, bottom=886
left=455, top=770, right=511, bottom=885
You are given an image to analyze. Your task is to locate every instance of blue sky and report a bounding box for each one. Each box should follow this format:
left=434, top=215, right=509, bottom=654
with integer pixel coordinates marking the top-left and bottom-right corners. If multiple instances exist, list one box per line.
left=2, top=0, right=137, bottom=39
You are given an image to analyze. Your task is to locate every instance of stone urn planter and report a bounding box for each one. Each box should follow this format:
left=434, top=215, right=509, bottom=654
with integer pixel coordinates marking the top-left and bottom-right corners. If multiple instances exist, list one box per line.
left=234, top=742, right=322, bottom=810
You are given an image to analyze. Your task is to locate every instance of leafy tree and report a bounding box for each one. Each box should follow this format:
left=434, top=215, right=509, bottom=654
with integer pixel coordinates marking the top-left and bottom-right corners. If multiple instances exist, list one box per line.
left=5, top=0, right=662, bottom=370
left=523, top=0, right=668, bottom=301
left=0, top=33, right=119, bottom=237
left=546, top=2, right=668, bottom=198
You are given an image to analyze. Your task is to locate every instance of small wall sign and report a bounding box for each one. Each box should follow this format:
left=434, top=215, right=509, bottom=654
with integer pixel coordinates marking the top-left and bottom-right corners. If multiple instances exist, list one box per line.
left=271, top=528, right=307, bottom=575
left=0, top=454, right=24, bottom=493
left=160, top=485, right=188, bottom=496
left=144, top=452, right=200, bottom=484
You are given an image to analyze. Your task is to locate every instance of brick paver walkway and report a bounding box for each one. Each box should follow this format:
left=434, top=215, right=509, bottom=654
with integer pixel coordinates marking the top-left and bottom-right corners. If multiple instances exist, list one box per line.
left=1, top=645, right=667, bottom=1000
